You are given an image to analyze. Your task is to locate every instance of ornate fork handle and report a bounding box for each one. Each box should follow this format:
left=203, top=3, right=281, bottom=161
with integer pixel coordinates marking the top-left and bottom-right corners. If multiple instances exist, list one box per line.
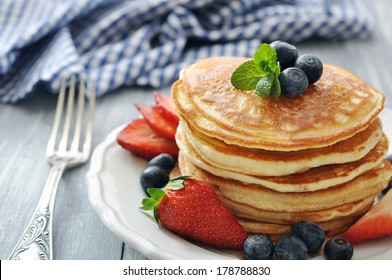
left=8, top=162, right=66, bottom=260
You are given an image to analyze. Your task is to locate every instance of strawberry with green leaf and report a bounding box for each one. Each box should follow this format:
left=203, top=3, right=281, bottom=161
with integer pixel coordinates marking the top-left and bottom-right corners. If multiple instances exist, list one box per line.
left=141, top=176, right=248, bottom=250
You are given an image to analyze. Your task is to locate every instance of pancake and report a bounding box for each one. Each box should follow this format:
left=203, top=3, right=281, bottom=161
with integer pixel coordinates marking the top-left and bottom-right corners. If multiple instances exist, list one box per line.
left=176, top=125, right=388, bottom=192
left=172, top=58, right=384, bottom=151
left=179, top=117, right=384, bottom=177
left=172, top=56, right=390, bottom=240
left=238, top=215, right=362, bottom=236
left=200, top=160, right=392, bottom=212
left=179, top=151, right=375, bottom=222
left=178, top=146, right=392, bottom=212
left=178, top=152, right=374, bottom=239
left=237, top=216, right=361, bottom=241
left=217, top=192, right=374, bottom=225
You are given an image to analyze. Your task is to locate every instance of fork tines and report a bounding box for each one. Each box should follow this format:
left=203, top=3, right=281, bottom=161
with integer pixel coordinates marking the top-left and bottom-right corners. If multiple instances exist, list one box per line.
left=46, top=76, right=95, bottom=163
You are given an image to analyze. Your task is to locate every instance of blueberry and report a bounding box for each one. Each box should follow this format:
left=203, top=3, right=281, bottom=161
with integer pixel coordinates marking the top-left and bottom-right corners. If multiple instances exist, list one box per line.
left=275, top=235, right=308, bottom=260
left=270, top=41, right=298, bottom=70
left=292, top=221, right=325, bottom=253
left=295, top=54, right=323, bottom=84
left=279, top=67, right=309, bottom=98
left=324, top=238, right=353, bottom=260
left=140, top=166, right=169, bottom=195
left=147, top=153, right=175, bottom=174
left=243, top=234, right=274, bottom=260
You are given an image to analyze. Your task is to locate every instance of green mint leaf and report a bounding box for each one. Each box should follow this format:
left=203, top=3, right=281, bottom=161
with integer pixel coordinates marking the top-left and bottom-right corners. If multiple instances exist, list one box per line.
left=255, top=43, right=278, bottom=73
left=230, top=60, right=267, bottom=91
left=231, top=43, right=281, bottom=98
left=258, top=60, right=270, bottom=73
left=255, top=74, right=274, bottom=97
left=270, top=75, right=281, bottom=98
left=275, top=62, right=281, bottom=76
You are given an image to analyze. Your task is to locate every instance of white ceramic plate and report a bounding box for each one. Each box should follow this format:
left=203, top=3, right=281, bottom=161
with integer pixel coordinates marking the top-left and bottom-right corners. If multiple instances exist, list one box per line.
left=87, top=109, right=392, bottom=260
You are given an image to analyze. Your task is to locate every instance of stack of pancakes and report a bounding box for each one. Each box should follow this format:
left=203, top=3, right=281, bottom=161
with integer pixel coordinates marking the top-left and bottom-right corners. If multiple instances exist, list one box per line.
left=171, top=57, right=392, bottom=241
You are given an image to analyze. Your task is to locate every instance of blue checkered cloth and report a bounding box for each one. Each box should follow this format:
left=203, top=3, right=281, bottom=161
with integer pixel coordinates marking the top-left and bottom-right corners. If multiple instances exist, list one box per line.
left=0, top=0, right=374, bottom=103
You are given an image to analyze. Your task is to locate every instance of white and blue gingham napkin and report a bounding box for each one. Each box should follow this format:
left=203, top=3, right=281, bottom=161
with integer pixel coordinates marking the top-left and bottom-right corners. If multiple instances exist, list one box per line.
left=0, top=0, right=374, bottom=103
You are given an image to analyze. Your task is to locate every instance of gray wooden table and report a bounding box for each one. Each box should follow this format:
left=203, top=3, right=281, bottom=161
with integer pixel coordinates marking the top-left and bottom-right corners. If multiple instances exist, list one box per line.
left=1, top=0, right=391, bottom=260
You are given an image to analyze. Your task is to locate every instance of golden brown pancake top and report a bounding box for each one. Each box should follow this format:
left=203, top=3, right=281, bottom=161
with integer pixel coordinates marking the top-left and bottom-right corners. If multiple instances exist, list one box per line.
left=172, top=57, right=385, bottom=151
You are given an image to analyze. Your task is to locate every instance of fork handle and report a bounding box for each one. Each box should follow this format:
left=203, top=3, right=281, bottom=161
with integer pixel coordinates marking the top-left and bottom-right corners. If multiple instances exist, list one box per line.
left=8, top=162, right=66, bottom=260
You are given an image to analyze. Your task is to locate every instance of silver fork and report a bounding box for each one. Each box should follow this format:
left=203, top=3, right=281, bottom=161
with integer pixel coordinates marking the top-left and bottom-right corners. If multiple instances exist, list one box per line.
left=8, top=76, right=95, bottom=260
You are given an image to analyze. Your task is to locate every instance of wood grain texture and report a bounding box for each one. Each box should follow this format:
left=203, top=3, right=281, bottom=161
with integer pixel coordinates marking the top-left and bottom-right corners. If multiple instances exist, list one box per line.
left=0, top=0, right=391, bottom=260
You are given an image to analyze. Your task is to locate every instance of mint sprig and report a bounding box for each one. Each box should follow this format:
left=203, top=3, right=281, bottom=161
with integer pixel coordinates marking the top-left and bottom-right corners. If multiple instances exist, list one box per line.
left=230, top=60, right=266, bottom=91
left=231, top=43, right=281, bottom=98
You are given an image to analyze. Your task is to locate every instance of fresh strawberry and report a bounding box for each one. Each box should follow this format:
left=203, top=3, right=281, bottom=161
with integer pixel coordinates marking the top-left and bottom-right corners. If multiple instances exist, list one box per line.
left=117, top=118, right=178, bottom=160
left=153, top=91, right=180, bottom=125
left=141, top=176, right=248, bottom=250
left=341, top=190, right=392, bottom=244
left=135, top=103, right=178, bottom=140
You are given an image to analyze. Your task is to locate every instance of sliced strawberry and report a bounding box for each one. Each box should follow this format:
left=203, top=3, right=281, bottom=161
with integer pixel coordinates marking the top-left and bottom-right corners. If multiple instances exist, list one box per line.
left=141, top=176, right=248, bottom=250
left=117, top=118, right=178, bottom=160
left=341, top=190, right=392, bottom=244
left=135, top=103, right=178, bottom=140
left=154, top=91, right=180, bottom=125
